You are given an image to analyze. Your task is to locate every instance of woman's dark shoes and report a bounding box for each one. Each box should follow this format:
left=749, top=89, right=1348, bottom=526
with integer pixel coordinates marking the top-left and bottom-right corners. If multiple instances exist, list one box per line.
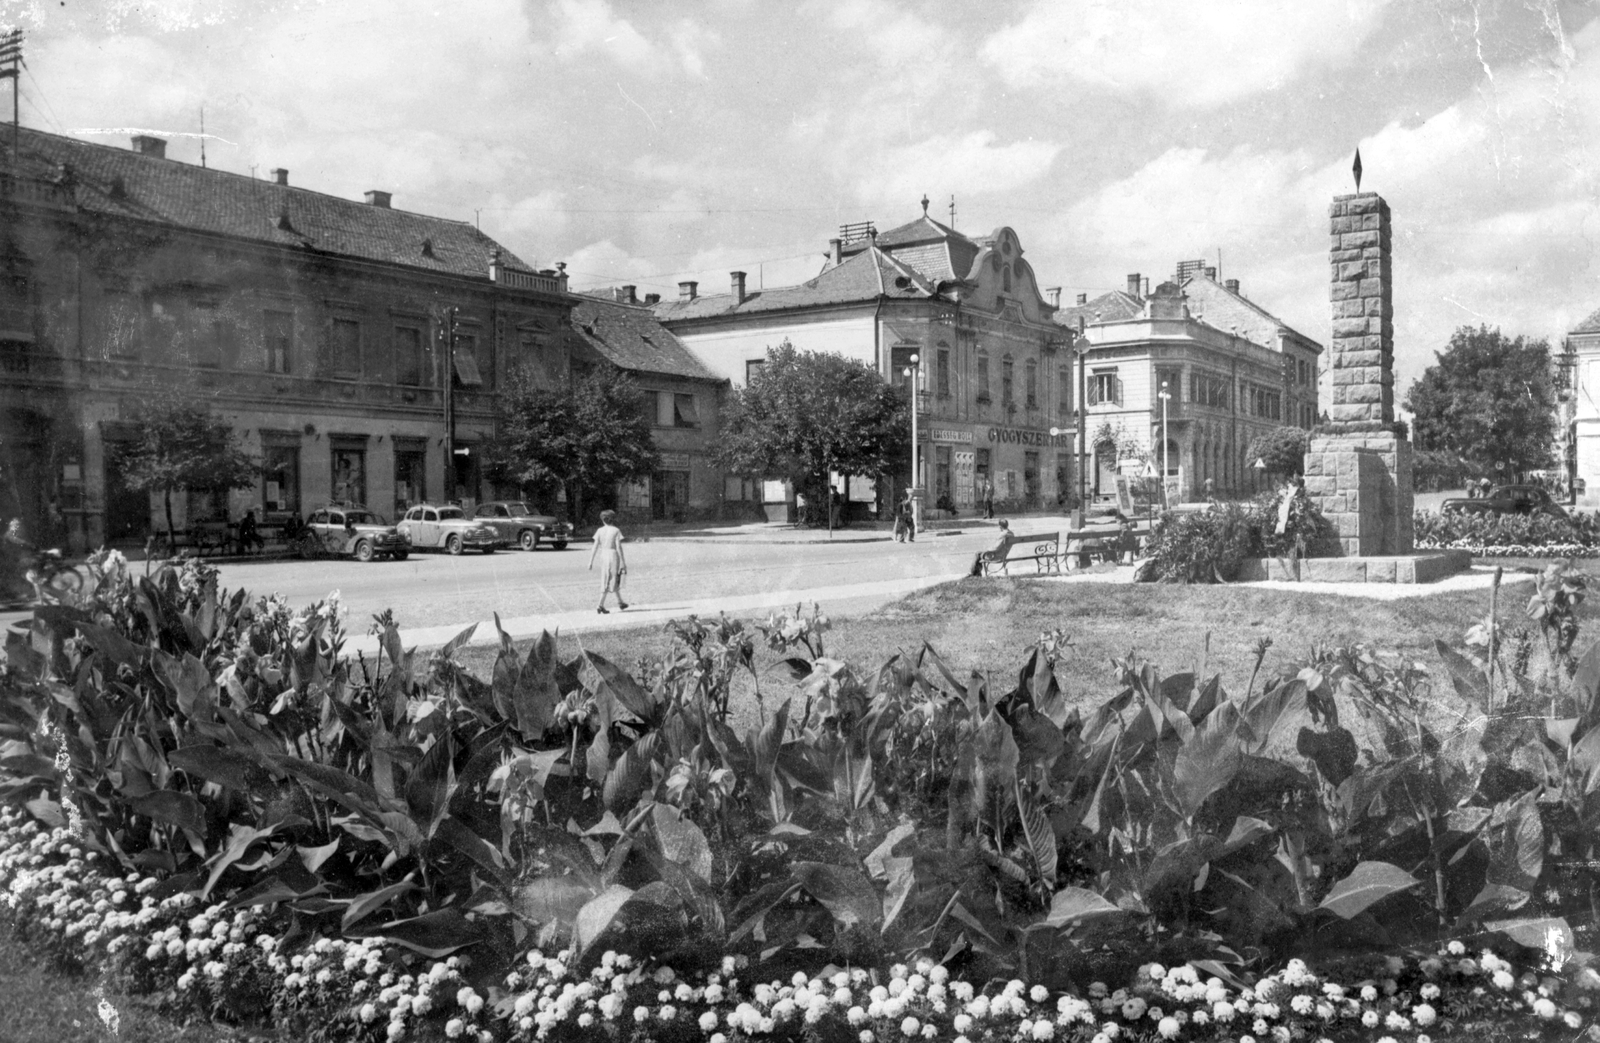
left=597, top=607, right=609, bottom=614
left=618, top=601, right=629, bottom=610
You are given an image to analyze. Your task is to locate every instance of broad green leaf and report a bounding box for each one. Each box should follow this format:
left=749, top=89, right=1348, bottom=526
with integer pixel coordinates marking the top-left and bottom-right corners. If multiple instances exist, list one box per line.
left=1172, top=700, right=1243, bottom=819
left=1574, top=639, right=1600, bottom=718
left=1014, top=779, right=1057, bottom=889
left=168, top=744, right=261, bottom=792
left=297, top=840, right=341, bottom=873
left=574, top=884, right=634, bottom=957
left=358, top=908, right=483, bottom=958
left=513, top=631, right=562, bottom=740
left=201, top=823, right=279, bottom=898
left=791, top=862, right=880, bottom=929
left=580, top=651, right=654, bottom=724
left=513, top=875, right=593, bottom=932
left=1317, top=861, right=1420, bottom=919
left=1434, top=639, right=1491, bottom=715
left=1217, top=815, right=1274, bottom=857
left=1484, top=916, right=1574, bottom=962
left=342, top=879, right=419, bottom=931
left=130, top=790, right=206, bottom=836
left=880, top=857, right=917, bottom=934
left=441, top=622, right=479, bottom=658
left=864, top=823, right=916, bottom=880
left=652, top=804, right=713, bottom=885
left=1043, top=886, right=1124, bottom=927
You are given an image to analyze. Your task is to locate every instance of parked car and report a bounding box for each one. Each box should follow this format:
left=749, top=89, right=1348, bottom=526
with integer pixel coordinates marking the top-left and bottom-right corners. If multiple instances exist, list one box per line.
left=397, top=504, right=501, bottom=554
left=1440, top=484, right=1572, bottom=522
left=300, top=505, right=410, bottom=562
left=472, top=501, right=573, bottom=550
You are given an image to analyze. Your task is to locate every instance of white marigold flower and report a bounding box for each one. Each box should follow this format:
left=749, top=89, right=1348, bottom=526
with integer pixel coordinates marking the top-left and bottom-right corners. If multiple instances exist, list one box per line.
left=1384, top=1011, right=1409, bottom=1031
left=577, top=1012, right=594, bottom=1028
left=1361, top=1011, right=1379, bottom=1028
left=1031, top=984, right=1050, bottom=1004
left=1212, top=1001, right=1234, bottom=1022
left=861, top=1033, right=875, bottom=1043
left=1191, top=1010, right=1209, bottom=1026
left=1535, top=998, right=1558, bottom=1019
left=1494, top=970, right=1516, bottom=990
left=1121, top=998, right=1146, bottom=1020
left=1447, top=940, right=1466, bottom=956
left=902, top=1016, right=921, bottom=1038
left=1413, top=1002, right=1436, bottom=1026
left=1420, top=983, right=1440, bottom=1000
left=700, top=1011, right=719, bottom=1032
left=359, top=1004, right=379, bottom=1025
left=659, top=1004, right=677, bottom=1021
left=1359, top=985, right=1377, bottom=1002
left=1031, top=1018, right=1054, bottom=1040
left=634, top=1006, right=650, bottom=1023
left=710, top=1036, right=726, bottom=1043
left=1254, top=1017, right=1269, bottom=1036
left=386, top=1024, right=405, bottom=1042
left=443, top=1018, right=464, bottom=1039
left=1290, top=994, right=1313, bottom=1015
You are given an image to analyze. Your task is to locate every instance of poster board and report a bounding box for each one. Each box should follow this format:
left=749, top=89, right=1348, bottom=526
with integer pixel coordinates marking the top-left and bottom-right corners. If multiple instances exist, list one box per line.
left=1113, top=475, right=1135, bottom=515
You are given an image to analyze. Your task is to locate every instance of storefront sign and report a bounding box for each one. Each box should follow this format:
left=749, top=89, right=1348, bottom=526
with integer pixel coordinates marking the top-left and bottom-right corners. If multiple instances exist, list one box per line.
left=984, top=426, right=1072, bottom=448
left=929, top=428, right=973, bottom=444
left=659, top=453, right=691, bottom=471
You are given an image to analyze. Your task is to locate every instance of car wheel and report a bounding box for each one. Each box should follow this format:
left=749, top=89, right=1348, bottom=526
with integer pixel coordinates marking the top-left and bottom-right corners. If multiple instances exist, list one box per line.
left=551, top=541, right=568, bottom=551
left=298, top=534, right=319, bottom=560
left=392, top=550, right=409, bottom=561
left=447, top=534, right=463, bottom=555
left=354, top=540, right=374, bottom=563
left=519, top=530, right=537, bottom=551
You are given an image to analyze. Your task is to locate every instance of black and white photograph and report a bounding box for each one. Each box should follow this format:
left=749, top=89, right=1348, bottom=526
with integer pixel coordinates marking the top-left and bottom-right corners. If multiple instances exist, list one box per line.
left=4, top=1, right=1600, bottom=1040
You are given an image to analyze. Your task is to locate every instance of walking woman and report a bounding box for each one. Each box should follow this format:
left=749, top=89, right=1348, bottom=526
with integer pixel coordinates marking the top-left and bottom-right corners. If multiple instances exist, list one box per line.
left=588, top=509, right=629, bottom=613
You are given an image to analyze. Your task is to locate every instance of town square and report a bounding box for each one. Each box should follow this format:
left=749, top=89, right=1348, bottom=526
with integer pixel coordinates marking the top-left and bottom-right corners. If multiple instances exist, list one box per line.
left=7, top=2, right=1600, bottom=1042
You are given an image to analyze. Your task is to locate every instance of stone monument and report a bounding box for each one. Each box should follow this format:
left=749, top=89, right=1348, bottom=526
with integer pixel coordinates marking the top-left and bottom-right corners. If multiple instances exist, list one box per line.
left=1301, top=191, right=1416, bottom=559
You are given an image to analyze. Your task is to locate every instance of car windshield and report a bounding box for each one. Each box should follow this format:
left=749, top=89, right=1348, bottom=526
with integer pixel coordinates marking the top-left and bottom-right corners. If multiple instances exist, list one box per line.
left=439, top=507, right=465, bottom=521
left=507, top=503, right=530, bottom=516
left=346, top=511, right=384, bottom=525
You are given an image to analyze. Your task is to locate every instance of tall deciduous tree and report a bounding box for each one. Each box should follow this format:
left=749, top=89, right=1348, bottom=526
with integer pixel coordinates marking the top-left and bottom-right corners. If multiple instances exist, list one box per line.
left=1404, top=325, right=1556, bottom=479
left=485, top=366, right=659, bottom=524
left=121, top=389, right=261, bottom=550
left=1245, top=426, right=1310, bottom=477
left=713, top=341, right=909, bottom=495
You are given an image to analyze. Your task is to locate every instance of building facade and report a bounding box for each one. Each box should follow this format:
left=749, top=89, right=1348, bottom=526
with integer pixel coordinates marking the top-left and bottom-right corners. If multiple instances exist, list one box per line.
left=1054, top=266, right=1321, bottom=501
left=0, top=127, right=571, bottom=552
left=653, top=207, right=1073, bottom=515
left=1565, top=308, right=1600, bottom=505
left=567, top=290, right=730, bottom=523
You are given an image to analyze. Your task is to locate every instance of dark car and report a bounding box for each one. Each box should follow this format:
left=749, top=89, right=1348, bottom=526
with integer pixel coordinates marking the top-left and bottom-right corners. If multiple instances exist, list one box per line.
left=300, top=505, right=411, bottom=561
left=1441, top=484, right=1571, bottom=522
left=472, top=501, right=573, bottom=550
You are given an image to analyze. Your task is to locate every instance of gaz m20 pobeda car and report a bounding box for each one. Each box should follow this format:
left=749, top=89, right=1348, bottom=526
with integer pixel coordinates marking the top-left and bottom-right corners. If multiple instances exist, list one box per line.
left=396, top=504, right=502, bottom=554
left=472, top=500, right=573, bottom=550
left=299, top=505, right=411, bottom=562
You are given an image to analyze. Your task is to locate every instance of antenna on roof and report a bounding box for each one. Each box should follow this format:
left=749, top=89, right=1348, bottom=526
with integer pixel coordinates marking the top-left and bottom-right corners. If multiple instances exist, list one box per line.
left=199, top=104, right=206, bottom=168
left=948, top=193, right=956, bottom=230
left=1, top=28, right=22, bottom=166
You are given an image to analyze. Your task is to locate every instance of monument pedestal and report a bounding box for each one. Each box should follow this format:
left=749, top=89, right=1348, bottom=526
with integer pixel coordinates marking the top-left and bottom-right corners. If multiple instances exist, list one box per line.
left=1304, top=427, right=1413, bottom=556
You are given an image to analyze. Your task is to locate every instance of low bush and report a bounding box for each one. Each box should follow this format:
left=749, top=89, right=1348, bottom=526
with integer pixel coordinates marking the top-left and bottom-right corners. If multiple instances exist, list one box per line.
left=1136, top=489, right=1333, bottom=583
left=9, top=554, right=1600, bottom=1039
left=1416, top=509, right=1600, bottom=555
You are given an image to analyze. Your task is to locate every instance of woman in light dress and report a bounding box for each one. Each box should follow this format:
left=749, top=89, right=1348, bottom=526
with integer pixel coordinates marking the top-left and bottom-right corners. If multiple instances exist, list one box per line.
left=587, top=509, right=628, bottom=614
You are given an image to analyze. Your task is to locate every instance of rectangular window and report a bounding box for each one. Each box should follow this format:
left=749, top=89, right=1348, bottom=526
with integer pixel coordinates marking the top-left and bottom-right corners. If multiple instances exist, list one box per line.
left=395, top=326, right=423, bottom=386
left=264, top=310, right=293, bottom=374
left=193, top=308, right=223, bottom=368
left=330, top=445, right=367, bottom=506
left=937, top=349, right=951, bottom=398
left=1002, top=359, right=1015, bottom=406
left=653, top=391, right=699, bottom=428
left=262, top=444, right=300, bottom=517
left=394, top=445, right=426, bottom=516
left=1024, top=360, right=1038, bottom=409
left=977, top=356, right=991, bottom=402
left=745, top=358, right=765, bottom=385
left=1189, top=372, right=1229, bottom=409
left=1090, top=370, right=1120, bottom=405
left=468, top=332, right=492, bottom=391
left=105, top=292, right=140, bottom=359
left=1059, top=367, right=1071, bottom=417
left=328, top=318, right=361, bottom=378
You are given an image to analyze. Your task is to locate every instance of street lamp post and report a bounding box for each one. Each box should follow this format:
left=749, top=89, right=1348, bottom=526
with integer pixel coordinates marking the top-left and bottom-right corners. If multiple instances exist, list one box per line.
left=1158, top=380, right=1171, bottom=505
left=903, top=354, right=921, bottom=531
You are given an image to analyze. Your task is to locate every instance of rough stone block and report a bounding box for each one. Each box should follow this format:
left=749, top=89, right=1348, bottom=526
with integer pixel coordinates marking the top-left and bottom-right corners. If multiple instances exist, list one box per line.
left=1331, top=403, right=1376, bottom=423
left=1358, top=213, right=1382, bottom=231
left=1346, top=383, right=1384, bottom=404
left=1364, top=297, right=1387, bottom=316
left=1344, top=229, right=1379, bottom=249
left=1303, top=475, right=1336, bottom=495
left=1336, top=514, right=1361, bottom=539
left=1396, top=559, right=1416, bottom=583
left=1358, top=277, right=1387, bottom=296
left=1366, top=560, right=1398, bottom=583
left=1335, top=299, right=1366, bottom=318
left=1330, top=281, right=1358, bottom=301
left=1333, top=317, right=1372, bottom=337
left=1331, top=215, right=1355, bottom=233
left=1345, top=194, right=1381, bottom=214
left=1305, top=559, right=1366, bottom=582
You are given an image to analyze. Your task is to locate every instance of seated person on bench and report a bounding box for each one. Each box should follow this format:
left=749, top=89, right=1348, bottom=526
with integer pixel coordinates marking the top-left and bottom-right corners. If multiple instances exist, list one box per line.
left=968, top=520, right=1015, bottom=576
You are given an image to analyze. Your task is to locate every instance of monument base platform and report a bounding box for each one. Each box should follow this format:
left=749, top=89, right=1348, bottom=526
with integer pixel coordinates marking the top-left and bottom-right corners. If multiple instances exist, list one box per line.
left=1238, top=550, right=1471, bottom=584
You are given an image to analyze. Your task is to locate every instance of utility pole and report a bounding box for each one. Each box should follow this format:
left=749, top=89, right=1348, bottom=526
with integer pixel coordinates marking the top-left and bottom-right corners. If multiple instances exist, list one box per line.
left=443, top=307, right=457, bottom=502
left=1, top=29, right=21, bottom=166
left=1077, top=320, right=1089, bottom=513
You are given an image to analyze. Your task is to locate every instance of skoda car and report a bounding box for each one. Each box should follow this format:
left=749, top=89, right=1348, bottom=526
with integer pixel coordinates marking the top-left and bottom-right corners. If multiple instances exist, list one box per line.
left=300, top=505, right=411, bottom=562
left=472, top=500, right=573, bottom=550
left=397, top=503, right=501, bottom=554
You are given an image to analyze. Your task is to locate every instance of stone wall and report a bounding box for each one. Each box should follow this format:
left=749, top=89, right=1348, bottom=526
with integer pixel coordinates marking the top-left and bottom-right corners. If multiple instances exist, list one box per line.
left=1328, top=193, right=1393, bottom=426
left=1303, top=431, right=1413, bottom=556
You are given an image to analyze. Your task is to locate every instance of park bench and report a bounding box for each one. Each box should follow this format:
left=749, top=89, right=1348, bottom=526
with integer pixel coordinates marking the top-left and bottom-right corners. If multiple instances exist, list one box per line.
left=989, top=520, right=1155, bottom=574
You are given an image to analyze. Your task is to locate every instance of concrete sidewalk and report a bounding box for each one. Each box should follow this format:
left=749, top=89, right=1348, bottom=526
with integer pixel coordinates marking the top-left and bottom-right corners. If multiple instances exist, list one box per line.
left=1039, top=562, right=1536, bottom=599
left=347, top=570, right=967, bottom=655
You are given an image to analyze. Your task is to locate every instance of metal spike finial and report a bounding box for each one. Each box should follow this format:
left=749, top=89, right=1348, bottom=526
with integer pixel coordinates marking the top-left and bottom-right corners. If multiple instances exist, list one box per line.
left=921, top=193, right=929, bottom=216
left=1352, top=148, right=1363, bottom=192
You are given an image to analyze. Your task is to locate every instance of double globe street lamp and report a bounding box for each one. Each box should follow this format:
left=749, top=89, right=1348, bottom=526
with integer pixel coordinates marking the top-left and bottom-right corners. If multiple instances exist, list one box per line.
left=902, top=353, right=921, bottom=531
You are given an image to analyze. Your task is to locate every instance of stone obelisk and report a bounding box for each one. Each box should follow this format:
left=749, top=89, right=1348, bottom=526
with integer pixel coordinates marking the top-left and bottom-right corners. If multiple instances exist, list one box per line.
left=1302, top=191, right=1414, bottom=556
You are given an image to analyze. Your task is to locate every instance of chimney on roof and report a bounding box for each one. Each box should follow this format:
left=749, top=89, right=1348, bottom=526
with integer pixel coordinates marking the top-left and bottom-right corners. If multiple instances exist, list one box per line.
left=829, top=238, right=842, bottom=266
left=678, top=280, right=698, bottom=302
left=1045, top=287, right=1061, bottom=307
left=271, top=168, right=289, bottom=186
left=131, top=135, right=166, bottom=159
left=644, top=292, right=661, bottom=305
left=620, top=284, right=637, bottom=305
left=1126, top=273, right=1141, bottom=297
left=1225, top=278, right=1240, bottom=294
left=364, top=190, right=392, bottom=208
left=731, top=271, right=747, bottom=303
left=1205, top=266, right=1217, bottom=279
left=1076, top=293, right=1088, bottom=306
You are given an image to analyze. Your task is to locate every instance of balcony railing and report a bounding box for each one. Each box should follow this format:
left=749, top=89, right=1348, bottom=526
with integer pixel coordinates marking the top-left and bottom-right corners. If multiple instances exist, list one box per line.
left=489, top=262, right=567, bottom=296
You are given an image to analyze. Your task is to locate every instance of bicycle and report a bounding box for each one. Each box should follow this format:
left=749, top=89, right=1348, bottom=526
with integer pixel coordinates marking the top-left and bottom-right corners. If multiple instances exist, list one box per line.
left=26, top=548, right=84, bottom=600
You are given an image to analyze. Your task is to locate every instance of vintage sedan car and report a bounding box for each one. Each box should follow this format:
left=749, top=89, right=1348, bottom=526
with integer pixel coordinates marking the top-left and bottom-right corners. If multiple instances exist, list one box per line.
left=397, top=504, right=501, bottom=554
left=1440, top=484, right=1572, bottom=523
left=300, top=505, right=410, bottom=562
left=472, top=500, right=573, bottom=550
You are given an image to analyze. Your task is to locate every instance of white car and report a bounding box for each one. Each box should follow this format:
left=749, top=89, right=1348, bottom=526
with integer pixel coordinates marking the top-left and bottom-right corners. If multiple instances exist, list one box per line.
left=396, top=504, right=501, bottom=555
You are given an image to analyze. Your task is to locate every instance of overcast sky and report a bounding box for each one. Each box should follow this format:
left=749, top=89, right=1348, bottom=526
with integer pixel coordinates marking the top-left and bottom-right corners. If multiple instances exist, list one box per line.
left=7, top=0, right=1600, bottom=407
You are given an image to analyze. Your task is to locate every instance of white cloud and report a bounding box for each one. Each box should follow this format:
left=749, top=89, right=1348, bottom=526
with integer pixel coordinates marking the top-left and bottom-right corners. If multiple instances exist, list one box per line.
left=549, top=0, right=659, bottom=70
left=982, top=0, right=1395, bottom=107
left=857, top=131, right=1062, bottom=202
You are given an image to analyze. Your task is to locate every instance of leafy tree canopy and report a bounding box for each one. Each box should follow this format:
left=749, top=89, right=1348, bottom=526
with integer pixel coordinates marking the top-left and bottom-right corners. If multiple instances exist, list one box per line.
left=121, top=387, right=261, bottom=544
left=712, top=341, right=908, bottom=488
left=1404, top=324, right=1556, bottom=477
left=1245, top=426, right=1310, bottom=476
left=485, top=366, right=659, bottom=520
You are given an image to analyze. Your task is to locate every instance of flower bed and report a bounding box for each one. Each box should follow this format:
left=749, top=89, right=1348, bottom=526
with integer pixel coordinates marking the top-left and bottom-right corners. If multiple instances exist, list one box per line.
left=5, top=806, right=1599, bottom=1042
left=1415, top=511, right=1600, bottom=557
left=8, top=553, right=1600, bottom=1040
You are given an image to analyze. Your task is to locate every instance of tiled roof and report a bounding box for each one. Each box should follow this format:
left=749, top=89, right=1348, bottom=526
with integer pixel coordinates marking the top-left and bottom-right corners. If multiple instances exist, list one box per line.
left=1052, top=290, right=1145, bottom=329
left=841, top=214, right=981, bottom=283
left=652, top=244, right=936, bottom=322
left=4, top=126, right=534, bottom=279
left=1572, top=305, right=1600, bottom=334
left=569, top=295, right=722, bottom=382
left=1181, top=273, right=1319, bottom=351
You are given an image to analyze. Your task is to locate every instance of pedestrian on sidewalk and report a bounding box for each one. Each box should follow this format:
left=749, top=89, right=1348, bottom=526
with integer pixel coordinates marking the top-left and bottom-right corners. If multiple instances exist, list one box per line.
left=895, top=488, right=916, bottom=542
left=795, top=490, right=808, bottom=528
left=588, top=509, right=629, bottom=614
left=829, top=487, right=842, bottom=529
left=982, top=480, right=994, bottom=519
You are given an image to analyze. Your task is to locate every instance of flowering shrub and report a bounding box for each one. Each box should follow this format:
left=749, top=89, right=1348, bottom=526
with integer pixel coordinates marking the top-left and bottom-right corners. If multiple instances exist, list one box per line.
left=1136, top=490, right=1332, bottom=583
left=1416, top=509, right=1600, bottom=556
left=6, top=802, right=1600, bottom=1042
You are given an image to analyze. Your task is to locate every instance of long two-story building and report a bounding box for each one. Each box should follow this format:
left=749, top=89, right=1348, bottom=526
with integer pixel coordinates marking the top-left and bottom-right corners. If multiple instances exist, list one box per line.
left=1, top=126, right=571, bottom=551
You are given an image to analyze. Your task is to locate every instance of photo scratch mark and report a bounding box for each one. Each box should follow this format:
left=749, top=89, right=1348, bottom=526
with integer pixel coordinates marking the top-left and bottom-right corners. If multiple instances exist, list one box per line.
left=1442, top=295, right=1489, bottom=320
left=71, top=126, right=240, bottom=147
left=616, top=83, right=659, bottom=134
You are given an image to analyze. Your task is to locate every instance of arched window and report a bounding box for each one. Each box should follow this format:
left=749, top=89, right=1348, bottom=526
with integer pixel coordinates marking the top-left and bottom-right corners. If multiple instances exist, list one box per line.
left=1024, top=359, right=1038, bottom=408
